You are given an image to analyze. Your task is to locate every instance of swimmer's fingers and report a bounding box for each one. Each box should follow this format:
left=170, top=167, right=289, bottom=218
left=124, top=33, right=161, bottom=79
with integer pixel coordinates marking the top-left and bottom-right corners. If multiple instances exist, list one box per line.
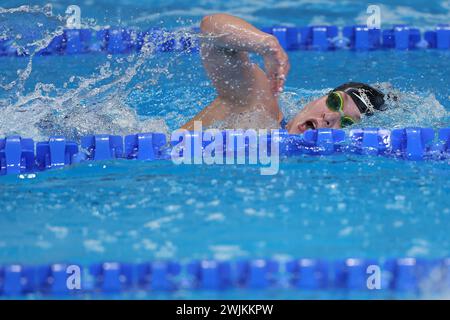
left=276, top=75, right=286, bottom=95
left=270, top=70, right=286, bottom=95
left=263, top=57, right=275, bottom=92
left=272, top=61, right=290, bottom=95
left=277, top=60, right=290, bottom=94
left=268, top=67, right=282, bottom=95
left=264, top=59, right=279, bottom=93
left=264, top=43, right=290, bottom=95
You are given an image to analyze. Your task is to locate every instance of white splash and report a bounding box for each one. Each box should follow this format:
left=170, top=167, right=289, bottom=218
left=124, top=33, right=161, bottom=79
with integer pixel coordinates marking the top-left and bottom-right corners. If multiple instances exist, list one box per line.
left=0, top=5, right=193, bottom=141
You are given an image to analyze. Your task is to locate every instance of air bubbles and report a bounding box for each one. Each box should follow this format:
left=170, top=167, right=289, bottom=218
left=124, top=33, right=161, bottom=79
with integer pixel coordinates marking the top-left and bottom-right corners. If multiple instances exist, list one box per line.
left=42, top=3, right=53, bottom=17
left=18, top=173, right=37, bottom=179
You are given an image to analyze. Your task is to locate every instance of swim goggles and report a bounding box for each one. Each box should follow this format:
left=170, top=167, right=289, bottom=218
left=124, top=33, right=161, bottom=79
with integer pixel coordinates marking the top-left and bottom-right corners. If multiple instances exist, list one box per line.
left=325, top=91, right=357, bottom=128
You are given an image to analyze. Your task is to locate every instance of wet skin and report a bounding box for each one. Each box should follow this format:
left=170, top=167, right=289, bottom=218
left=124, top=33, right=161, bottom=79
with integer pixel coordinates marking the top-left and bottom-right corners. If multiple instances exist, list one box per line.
left=182, top=14, right=361, bottom=133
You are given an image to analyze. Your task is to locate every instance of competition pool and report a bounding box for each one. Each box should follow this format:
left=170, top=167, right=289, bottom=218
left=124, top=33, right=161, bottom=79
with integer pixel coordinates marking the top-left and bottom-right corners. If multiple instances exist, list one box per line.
left=1, top=0, right=450, bottom=299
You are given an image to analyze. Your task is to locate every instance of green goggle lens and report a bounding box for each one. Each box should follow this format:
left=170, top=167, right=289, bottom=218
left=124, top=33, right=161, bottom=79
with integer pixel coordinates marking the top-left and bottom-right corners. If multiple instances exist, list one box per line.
left=326, top=92, right=343, bottom=112
left=326, top=91, right=357, bottom=128
left=340, top=116, right=356, bottom=128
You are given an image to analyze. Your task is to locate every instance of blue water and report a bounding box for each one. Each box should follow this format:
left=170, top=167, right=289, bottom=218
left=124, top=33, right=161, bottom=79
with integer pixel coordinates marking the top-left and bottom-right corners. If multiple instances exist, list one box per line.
left=1, top=0, right=450, bottom=299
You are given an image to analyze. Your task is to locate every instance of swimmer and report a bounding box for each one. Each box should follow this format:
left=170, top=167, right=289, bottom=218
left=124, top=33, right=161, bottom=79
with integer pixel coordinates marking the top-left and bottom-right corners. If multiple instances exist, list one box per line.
left=182, top=14, right=387, bottom=133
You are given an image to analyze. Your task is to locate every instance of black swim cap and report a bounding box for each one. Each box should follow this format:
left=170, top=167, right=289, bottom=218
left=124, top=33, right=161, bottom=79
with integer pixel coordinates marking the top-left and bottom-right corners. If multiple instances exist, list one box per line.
left=333, top=82, right=386, bottom=116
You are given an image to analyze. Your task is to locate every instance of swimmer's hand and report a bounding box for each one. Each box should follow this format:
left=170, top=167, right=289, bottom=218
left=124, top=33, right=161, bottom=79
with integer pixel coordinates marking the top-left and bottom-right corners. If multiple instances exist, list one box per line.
left=262, top=37, right=290, bottom=95
left=199, top=14, right=290, bottom=96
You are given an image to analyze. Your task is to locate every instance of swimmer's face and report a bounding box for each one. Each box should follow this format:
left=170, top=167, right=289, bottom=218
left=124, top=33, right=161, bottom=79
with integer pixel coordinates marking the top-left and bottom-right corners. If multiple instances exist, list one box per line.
left=286, top=92, right=362, bottom=134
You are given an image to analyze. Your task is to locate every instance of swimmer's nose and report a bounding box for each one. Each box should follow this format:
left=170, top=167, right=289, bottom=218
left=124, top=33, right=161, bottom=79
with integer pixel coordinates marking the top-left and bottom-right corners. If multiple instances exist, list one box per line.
left=323, top=112, right=340, bottom=128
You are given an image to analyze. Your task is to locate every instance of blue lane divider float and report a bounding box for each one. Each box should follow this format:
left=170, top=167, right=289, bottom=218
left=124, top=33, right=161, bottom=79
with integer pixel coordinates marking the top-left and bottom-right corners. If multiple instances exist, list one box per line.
left=436, top=128, right=450, bottom=154
left=1, top=127, right=450, bottom=177
left=262, top=25, right=338, bottom=50
left=125, top=132, right=168, bottom=160
left=81, top=135, right=123, bottom=161
left=35, top=137, right=78, bottom=170
left=349, top=128, right=391, bottom=156
left=0, top=136, right=34, bottom=175
left=425, top=24, right=450, bottom=50
left=343, top=25, right=381, bottom=50
left=1, top=257, right=449, bottom=296
left=301, top=128, right=346, bottom=155
left=0, top=27, right=200, bottom=57
left=391, top=128, right=435, bottom=161
left=1, top=24, right=449, bottom=57
left=381, top=25, right=421, bottom=50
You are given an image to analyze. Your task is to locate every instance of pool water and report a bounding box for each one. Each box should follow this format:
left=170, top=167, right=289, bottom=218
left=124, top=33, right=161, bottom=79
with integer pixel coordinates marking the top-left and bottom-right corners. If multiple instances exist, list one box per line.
left=1, top=0, right=450, bottom=299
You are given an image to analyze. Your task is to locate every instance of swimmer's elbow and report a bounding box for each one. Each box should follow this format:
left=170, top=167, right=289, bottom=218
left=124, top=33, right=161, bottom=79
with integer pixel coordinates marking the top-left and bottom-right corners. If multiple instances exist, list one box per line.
left=200, top=14, right=231, bottom=34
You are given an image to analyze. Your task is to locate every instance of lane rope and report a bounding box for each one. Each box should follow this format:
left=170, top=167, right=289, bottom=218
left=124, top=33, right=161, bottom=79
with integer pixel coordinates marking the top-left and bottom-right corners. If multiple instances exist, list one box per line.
left=1, top=24, right=449, bottom=57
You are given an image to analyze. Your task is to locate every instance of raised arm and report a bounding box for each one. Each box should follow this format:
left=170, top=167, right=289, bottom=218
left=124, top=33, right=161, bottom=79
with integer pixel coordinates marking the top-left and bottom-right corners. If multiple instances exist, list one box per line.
left=199, top=13, right=290, bottom=97
left=181, top=14, right=289, bottom=130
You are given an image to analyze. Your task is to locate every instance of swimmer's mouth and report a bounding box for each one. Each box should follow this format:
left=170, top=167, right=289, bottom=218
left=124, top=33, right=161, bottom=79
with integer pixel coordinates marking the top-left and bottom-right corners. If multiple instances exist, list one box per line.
left=298, top=120, right=318, bottom=133
left=305, top=120, right=316, bottom=130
